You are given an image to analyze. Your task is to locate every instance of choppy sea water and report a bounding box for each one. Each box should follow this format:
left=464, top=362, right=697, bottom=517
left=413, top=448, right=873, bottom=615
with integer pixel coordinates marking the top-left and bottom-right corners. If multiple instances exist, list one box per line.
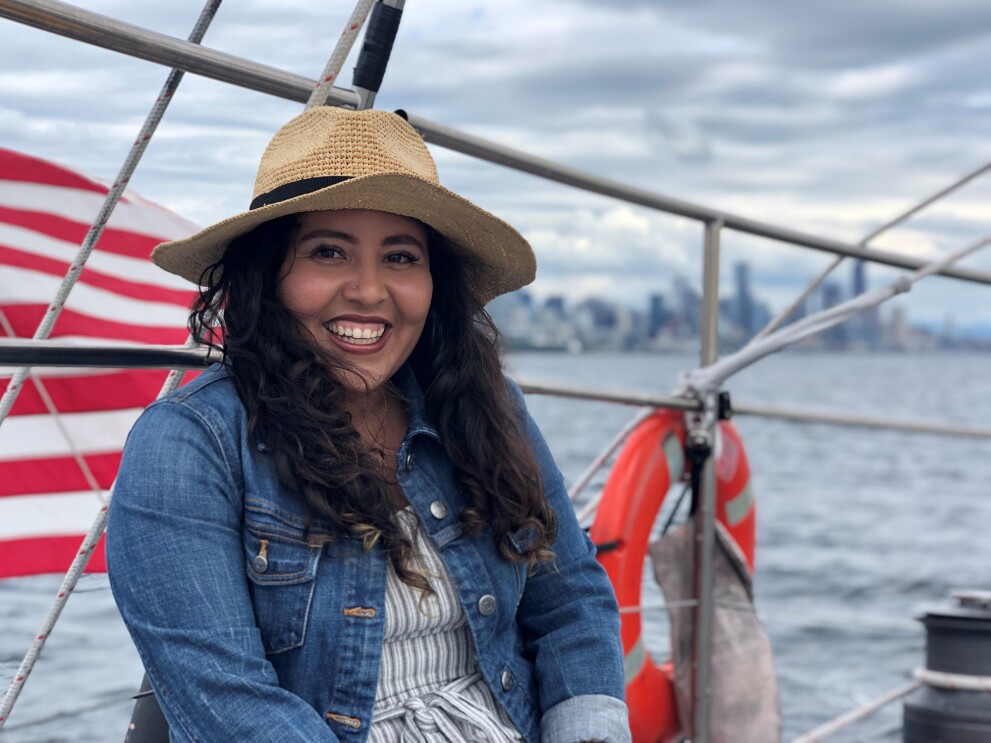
left=3, top=351, right=991, bottom=742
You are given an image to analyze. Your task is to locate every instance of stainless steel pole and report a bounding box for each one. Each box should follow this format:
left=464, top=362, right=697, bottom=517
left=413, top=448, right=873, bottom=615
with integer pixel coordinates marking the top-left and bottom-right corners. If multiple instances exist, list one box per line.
left=691, top=219, right=722, bottom=742
left=412, top=115, right=991, bottom=286
left=0, top=0, right=358, bottom=107
left=700, top=220, right=722, bottom=369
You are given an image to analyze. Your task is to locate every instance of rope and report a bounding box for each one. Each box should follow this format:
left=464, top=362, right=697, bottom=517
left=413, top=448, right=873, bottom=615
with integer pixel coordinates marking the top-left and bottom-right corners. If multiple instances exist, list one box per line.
left=570, top=406, right=653, bottom=508
left=915, top=667, right=991, bottom=692
left=0, top=0, right=224, bottom=722
left=0, top=311, right=104, bottom=501
left=305, top=0, right=378, bottom=110
left=619, top=601, right=919, bottom=633
left=0, top=0, right=223, bottom=436
left=790, top=679, right=921, bottom=743
left=756, top=160, right=991, bottom=340
left=680, top=235, right=991, bottom=397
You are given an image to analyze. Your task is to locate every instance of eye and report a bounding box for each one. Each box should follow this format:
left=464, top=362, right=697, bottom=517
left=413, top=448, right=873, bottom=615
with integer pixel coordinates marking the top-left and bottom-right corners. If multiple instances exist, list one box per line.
left=385, top=251, right=420, bottom=265
left=309, top=244, right=344, bottom=260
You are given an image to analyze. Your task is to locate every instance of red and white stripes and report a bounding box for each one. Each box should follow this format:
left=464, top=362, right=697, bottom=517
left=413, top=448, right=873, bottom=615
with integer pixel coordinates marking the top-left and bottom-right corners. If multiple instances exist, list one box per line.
left=0, top=147, right=197, bottom=579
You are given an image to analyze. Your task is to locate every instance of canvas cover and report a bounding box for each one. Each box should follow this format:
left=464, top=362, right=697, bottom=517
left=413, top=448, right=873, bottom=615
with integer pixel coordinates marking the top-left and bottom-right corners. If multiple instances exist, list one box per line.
left=651, top=518, right=780, bottom=742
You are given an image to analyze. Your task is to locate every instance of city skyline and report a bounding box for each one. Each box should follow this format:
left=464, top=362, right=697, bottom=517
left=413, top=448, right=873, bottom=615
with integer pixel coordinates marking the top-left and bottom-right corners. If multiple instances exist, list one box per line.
left=489, top=258, right=991, bottom=353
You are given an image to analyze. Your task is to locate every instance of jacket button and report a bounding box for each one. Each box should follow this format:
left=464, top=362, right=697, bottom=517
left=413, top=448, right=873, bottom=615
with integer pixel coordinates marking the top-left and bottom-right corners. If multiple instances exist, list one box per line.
left=478, top=594, right=496, bottom=616
left=252, top=555, right=269, bottom=573
left=501, top=670, right=514, bottom=691
left=404, top=452, right=415, bottom=471
left=429, top=500, right=448, bottom=519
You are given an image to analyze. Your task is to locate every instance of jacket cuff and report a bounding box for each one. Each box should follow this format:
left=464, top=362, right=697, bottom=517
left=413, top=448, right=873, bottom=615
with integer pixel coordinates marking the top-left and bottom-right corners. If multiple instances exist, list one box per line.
left=541, top=694, right=631, bottom=743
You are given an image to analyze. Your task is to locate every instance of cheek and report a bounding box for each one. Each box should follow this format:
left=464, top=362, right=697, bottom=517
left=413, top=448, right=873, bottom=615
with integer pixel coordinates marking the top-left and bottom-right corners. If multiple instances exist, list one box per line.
left=399, top=275, right=433, bottom=327
left=277, top=272, right=322, bottom=317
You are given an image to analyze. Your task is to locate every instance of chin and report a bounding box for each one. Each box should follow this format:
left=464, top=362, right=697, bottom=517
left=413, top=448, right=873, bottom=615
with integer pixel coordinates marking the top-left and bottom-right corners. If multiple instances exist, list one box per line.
left=336, top=366, right=388, bottom=395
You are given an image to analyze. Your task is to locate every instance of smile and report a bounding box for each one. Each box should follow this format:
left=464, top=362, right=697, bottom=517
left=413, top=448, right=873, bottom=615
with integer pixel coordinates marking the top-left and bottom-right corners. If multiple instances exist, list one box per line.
left=325, top=321, right=387, bottom=346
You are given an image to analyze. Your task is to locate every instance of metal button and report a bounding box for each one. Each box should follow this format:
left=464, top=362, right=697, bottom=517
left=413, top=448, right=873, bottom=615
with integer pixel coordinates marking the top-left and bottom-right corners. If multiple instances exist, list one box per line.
left=404, top=452, right=415, bottom=471
left=429, top=500, right=448, bottom=519
left=478, top=594, right=497, bottom=616
left=252, top=555, right=269, bottom=573
left=501, top=670, right=514, bottom=691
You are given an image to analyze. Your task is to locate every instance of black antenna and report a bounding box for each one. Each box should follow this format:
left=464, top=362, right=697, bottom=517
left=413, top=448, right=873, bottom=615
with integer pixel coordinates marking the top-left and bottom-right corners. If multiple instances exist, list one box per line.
left=351, top=0, right=404, bottom=110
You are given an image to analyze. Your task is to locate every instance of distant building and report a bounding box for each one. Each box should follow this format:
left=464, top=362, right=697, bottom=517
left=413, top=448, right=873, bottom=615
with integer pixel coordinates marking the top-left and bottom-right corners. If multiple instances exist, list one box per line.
left=885, top=306, right=911, bottom=350
left=544, top=296, right=566, bottom=315
left=648, top=293, right=669, bottom=338
left=821, top=281, right=846, bottom=349
left=847, top=260, right=881, bottom=349
left=734, top=262, right=755, bottom=339
left=486, top=290, right=534, bottom=348
left=674, top=276, right=701, bottom=338
left=852, top=260, right=867, bottom=296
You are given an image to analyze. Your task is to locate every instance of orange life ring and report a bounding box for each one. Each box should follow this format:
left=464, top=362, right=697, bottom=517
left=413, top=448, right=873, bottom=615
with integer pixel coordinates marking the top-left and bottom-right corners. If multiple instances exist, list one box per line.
left=589, top=409, right=756, bottom=743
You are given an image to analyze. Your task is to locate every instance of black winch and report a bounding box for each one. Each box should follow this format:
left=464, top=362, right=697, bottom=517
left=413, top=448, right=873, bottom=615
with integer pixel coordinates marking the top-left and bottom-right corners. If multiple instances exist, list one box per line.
left=904, top=590, right=991, bottom=742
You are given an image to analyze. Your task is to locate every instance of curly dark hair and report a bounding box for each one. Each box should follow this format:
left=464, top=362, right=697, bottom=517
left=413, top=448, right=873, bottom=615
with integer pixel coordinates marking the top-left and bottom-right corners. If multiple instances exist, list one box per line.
left=189, top=213, right=557, bottom=594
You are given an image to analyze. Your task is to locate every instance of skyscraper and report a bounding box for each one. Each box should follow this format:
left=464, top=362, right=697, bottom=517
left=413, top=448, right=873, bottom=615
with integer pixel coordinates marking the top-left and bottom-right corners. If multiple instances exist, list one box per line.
left=735, top=262, right=755, bottom=339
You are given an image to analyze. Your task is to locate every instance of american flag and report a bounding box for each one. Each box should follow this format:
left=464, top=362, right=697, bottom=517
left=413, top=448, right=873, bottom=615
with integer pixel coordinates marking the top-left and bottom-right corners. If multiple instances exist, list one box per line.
left=0, top=148, right=198, bottom=578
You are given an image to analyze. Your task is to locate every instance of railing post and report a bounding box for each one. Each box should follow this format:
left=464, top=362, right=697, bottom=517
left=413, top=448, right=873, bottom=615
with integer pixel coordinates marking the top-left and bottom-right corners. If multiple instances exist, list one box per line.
left=692, top=218, right=722, bottom=743
left=700, top=219, right=722, bottom=367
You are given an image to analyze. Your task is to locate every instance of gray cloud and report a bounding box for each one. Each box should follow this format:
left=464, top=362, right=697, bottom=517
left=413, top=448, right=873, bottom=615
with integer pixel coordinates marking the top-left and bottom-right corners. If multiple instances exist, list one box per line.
left=575, top=0, right=991, bottom=67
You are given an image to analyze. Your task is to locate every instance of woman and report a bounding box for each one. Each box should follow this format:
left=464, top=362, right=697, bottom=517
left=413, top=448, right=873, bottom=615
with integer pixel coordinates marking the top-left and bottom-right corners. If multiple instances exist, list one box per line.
left=107, top=106, right=629, bottom=743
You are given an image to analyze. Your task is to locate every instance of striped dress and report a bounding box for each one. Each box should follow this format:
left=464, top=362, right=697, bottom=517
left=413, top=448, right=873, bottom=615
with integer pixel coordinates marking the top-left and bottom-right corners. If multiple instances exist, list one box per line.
left=368, top=508, right=524, bottom=742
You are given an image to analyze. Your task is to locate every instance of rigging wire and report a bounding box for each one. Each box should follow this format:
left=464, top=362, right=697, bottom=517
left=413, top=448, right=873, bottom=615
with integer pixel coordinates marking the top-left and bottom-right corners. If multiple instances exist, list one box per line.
left=0, top=310, right=104, bottom=502
left=0, top=0, right=222, bottom=436
left=756, top=161, right=991, bottom=341
left=1, top=0, right=403, bottom=727
left=0, top=0, right=219, bottom=726
left=306, top=0, right=377, bottom=109
left=790, top=679, right=922, bottom=743
left=681, top=235, right=991, bottom=398
left=569, top=407, right=654, bottom=503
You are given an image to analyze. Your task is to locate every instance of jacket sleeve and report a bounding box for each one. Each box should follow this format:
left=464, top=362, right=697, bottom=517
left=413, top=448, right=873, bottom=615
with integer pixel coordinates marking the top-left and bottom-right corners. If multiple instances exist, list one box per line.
left=505, top=381, right=631, bottom=743
left=106, top=400, right=339, bottom=743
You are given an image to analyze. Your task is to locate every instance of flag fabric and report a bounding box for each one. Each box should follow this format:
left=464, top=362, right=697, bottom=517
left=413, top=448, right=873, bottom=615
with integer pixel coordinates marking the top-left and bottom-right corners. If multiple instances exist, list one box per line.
left=0, top=148, right=199, bottom=578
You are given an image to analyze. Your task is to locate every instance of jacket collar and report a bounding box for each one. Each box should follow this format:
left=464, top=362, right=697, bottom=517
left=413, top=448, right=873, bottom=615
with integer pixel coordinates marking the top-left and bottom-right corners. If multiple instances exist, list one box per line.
left=392, top=364, right=441, bottom=442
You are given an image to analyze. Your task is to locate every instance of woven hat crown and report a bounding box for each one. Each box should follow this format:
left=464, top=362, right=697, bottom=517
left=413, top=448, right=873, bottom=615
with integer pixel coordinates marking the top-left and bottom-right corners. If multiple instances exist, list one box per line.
left=253, top=108, right=439, bottom=201
left=151, top=105, right=536, bottom=303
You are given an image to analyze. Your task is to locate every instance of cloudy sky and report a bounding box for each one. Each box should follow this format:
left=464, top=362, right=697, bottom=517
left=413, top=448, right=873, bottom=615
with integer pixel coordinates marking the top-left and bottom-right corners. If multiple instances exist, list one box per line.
left=1, top=0, right=990, bottom=326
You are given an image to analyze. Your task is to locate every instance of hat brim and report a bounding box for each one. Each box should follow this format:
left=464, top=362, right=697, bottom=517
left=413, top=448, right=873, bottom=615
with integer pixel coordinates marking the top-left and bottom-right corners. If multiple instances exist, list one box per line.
left=151, top=172, right=535, bottom=305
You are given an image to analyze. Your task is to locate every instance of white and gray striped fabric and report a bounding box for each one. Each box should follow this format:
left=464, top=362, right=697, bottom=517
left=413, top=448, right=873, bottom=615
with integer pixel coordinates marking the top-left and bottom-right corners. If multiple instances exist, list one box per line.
left=368, top=508, right=523, bottom=743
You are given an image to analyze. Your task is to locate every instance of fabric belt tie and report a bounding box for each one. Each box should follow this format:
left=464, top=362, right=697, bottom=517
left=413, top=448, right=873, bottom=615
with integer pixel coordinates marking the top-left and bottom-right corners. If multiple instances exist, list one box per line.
left=371, top=672, right=520, bottom=742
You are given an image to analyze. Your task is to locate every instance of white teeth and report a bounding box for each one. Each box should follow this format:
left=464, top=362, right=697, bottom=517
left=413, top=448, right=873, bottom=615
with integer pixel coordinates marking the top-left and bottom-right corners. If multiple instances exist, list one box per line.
left=325, top=322, right=386, bottom=345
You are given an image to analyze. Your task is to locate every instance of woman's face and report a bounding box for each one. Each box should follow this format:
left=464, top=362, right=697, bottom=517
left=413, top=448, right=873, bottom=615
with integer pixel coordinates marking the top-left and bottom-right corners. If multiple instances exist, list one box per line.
left=277, top=209, right=432, bottom=394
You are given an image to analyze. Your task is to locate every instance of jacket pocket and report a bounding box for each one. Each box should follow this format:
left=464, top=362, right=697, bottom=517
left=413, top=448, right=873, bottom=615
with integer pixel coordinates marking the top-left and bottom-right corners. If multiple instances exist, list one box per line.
left=243, top=525, right=322, bottom=654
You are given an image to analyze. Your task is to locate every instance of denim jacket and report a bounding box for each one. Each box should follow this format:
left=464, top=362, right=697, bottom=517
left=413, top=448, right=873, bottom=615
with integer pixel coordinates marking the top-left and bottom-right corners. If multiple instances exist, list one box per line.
left=107, top=364, right=630, bottom=743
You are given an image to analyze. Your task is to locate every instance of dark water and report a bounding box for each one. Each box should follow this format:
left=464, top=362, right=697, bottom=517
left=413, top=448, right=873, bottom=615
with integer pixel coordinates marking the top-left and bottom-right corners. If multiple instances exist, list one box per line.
left=3, top=352, right=991, bottom=742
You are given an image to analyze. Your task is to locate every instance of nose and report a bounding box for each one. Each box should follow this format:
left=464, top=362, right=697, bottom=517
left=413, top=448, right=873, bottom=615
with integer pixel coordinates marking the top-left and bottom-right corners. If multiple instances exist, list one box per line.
left=341, top=262, right=388, bottom=306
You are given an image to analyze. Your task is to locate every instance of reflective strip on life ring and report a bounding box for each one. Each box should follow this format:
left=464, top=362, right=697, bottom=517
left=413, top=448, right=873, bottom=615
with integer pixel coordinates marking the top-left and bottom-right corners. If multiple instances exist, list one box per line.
left=590, top=409, right=757, bottom=743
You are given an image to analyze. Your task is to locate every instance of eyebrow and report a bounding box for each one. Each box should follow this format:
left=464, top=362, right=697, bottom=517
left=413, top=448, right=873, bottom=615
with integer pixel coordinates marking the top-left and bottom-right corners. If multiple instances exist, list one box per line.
left=296, top=229, right=426, bottom=250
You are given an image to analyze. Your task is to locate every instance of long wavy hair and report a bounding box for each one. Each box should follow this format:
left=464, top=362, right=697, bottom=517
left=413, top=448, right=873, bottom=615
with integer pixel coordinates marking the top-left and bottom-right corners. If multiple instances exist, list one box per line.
left=190, top=213, right=557, bottom=594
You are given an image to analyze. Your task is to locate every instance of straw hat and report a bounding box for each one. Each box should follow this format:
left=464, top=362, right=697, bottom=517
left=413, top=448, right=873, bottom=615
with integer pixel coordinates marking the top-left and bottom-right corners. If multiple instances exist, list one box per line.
left=151, top=107, right=536, bottom=304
